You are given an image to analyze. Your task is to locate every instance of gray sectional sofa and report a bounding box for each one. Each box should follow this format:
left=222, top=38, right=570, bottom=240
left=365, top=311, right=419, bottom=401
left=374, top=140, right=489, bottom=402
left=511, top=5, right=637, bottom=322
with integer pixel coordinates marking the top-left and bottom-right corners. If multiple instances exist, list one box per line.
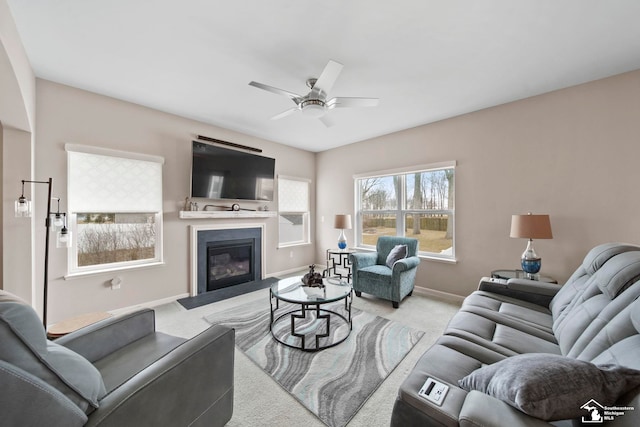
left=391, top=243, right=640, bottom=426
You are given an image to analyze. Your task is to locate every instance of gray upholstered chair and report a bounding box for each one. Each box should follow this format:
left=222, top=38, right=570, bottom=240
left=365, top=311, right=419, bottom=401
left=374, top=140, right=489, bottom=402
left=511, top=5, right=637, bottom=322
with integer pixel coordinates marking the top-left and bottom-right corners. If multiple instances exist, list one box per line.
left=0, top=290, right=234, bottom=427
left=350, top=236, right=420, bottom=308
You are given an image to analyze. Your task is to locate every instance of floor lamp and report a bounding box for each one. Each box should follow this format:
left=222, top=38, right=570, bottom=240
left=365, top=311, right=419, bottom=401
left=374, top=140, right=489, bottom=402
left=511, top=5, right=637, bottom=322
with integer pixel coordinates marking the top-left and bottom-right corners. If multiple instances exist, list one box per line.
left=15, top=178, right=70, bottom=329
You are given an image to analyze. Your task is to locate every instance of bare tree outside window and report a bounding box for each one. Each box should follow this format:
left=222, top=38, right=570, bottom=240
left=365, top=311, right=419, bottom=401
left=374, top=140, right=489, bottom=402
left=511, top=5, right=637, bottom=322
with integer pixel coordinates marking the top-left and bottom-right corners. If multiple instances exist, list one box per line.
left=76, top=213, right=156, bottom=267
left=357, top=166, right=455, bottom=258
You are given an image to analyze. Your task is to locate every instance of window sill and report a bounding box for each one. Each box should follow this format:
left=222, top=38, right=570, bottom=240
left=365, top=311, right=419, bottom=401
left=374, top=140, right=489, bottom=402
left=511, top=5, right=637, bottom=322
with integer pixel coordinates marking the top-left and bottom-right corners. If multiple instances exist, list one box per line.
left=278, top=242, right=313, bottom=249
left=353, top=246, right=457, bottom=264
left=64, top=261, right=165, bottom=280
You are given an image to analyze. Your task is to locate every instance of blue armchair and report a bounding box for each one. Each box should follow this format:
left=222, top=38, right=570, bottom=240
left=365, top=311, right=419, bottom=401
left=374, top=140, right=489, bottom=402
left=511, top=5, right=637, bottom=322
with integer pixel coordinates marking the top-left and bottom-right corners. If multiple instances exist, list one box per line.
left=349, top=236, right=421, bottom=308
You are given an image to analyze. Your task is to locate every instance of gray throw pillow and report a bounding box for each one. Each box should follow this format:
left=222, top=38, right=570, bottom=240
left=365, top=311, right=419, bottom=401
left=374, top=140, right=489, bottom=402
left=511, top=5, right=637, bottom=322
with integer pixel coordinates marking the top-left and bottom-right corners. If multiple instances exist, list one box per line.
left=458, top=353, right=640, bottom=421
left=386, top=244, right=408, bottom=269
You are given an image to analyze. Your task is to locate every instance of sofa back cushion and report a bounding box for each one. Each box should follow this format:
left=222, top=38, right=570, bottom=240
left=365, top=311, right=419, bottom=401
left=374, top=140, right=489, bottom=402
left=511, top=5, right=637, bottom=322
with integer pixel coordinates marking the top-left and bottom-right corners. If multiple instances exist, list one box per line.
left=553, top=252, right=640, bottom=353
left=549, top=243, right=640, bottom=321
left=0, top=290, right=106, bottom=413
left=566, top=280, right=640, bottom=359
left=577, top=297, right=640, bottom=364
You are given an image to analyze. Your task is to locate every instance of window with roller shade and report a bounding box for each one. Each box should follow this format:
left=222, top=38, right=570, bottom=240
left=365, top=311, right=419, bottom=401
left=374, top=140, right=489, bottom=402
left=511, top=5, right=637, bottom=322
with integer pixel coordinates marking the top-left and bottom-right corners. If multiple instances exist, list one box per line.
left=66, top=144, right=164, bottom=275
left=278, top=176, right=311, bottom=247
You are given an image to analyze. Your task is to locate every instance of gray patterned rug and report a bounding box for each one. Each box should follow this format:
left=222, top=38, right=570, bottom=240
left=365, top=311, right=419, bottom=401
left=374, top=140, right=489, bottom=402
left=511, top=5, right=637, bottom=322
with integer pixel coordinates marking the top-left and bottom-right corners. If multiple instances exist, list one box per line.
left=204, top=297, right=424, bottom=427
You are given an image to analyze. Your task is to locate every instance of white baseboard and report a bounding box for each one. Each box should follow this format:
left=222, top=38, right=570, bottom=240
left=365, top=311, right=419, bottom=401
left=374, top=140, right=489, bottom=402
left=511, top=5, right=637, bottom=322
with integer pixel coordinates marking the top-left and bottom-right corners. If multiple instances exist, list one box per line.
left=267, top=265, right=308, bottom=279
left=109, top=292, right=190, bottom=315
left=412, top=286, right=465, bottom=304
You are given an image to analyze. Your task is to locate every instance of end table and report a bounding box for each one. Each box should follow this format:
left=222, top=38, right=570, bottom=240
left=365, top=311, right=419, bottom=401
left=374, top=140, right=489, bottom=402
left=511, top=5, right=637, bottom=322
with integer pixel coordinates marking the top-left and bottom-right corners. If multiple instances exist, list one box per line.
left=491, top=269, right=557, bottom=284
left=324, top=249, right=355, bottom=282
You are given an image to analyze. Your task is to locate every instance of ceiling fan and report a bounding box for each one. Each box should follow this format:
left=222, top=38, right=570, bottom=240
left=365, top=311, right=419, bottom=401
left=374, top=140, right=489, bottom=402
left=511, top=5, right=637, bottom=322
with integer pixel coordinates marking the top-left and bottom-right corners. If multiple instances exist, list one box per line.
left=249, top=60, right=379, bottom=127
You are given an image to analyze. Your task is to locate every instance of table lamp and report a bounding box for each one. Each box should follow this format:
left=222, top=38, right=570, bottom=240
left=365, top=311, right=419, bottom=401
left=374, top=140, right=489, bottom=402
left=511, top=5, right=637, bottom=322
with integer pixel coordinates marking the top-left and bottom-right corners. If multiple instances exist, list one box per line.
left=334, top=214, right=352, bottom=250
left=510, top=213, right=553, bottom=278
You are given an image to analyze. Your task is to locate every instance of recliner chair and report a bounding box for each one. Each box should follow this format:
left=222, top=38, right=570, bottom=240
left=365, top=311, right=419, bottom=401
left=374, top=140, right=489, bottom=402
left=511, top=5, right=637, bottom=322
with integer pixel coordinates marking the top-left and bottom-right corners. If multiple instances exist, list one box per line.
left=0, top=290, right=234, bottom=427
left=350, top=236, right=421, bottom=308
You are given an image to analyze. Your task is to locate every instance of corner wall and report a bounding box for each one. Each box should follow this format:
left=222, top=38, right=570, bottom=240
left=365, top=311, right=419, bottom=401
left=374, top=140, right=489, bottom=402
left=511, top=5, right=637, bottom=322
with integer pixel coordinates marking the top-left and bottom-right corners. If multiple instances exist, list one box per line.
left=316, top=70, right=640, bottom=299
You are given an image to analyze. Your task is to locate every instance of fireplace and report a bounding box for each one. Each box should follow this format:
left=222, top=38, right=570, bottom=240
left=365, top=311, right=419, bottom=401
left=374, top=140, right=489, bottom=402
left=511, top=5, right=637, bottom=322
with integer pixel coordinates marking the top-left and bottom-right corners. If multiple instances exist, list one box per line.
left=207, top=239, right=255, bottom=291
left=191, top=225, right=264, bottom=296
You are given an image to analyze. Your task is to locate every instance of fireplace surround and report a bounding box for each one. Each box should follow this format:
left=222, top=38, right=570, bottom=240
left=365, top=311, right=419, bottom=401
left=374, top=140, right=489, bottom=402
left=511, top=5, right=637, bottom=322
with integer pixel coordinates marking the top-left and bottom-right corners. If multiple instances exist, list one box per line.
left=190, top=224, right=265, bottom=296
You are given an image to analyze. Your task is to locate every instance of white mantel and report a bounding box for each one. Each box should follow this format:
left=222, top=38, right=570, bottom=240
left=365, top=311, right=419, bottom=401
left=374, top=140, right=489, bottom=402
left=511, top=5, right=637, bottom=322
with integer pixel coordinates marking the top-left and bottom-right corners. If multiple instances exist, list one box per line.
left=179, top=210, right=277, bottom=219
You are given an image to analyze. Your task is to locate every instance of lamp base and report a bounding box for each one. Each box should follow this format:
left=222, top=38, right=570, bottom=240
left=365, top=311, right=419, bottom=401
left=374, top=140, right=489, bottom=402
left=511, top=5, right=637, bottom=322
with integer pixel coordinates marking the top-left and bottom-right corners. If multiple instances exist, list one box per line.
left=521, top=239, right=541, bottom=277
left=337, top=229, right=347, bottom=250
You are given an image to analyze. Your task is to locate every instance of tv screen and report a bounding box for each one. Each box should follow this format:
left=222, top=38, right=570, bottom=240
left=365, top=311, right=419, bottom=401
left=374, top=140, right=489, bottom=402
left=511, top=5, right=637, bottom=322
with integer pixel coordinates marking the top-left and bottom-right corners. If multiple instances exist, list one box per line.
left=191, top=141, right=275, bottom=201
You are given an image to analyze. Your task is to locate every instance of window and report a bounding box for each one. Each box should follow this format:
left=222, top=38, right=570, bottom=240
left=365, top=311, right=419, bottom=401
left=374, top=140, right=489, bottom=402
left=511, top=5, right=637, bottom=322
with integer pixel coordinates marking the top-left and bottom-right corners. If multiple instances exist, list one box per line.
left=355, top=161, right=455, bottom=260
left=278, top=176, right=310, bottom=247
left=66, top=144, right=164, bottom=275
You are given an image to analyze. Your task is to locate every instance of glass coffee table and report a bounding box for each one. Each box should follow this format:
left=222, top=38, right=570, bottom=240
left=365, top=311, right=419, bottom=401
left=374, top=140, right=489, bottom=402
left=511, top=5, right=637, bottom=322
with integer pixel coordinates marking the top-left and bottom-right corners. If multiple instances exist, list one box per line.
left=269, top=276, right=352, bottom=352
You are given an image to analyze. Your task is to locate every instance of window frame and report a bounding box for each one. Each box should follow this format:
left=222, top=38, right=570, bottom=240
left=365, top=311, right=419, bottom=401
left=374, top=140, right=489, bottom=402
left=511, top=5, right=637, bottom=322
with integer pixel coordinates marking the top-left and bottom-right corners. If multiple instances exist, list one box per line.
left=354, top=161, right=456, bottom=261
left=65, top=144, right=164, bottom=277
left=277, top=175, right=311, bottom=248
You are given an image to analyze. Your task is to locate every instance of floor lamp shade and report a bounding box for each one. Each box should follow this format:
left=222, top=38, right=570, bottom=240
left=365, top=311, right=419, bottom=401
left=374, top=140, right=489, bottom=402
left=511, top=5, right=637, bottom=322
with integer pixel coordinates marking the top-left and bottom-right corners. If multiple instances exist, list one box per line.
left=510, top=213, right=553, bottom=276
left=334, top=214, right=352, bottom=250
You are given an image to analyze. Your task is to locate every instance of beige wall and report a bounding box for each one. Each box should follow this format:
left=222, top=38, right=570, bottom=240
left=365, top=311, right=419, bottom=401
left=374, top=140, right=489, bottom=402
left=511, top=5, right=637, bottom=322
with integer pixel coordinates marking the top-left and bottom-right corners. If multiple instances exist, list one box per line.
left=316, top=70, right=640, bottom=299
left=4, top=2, right=640, bottom=318
left=34, top=80, right=316, bottom=323
left=1, top=0, right=36, bottom=304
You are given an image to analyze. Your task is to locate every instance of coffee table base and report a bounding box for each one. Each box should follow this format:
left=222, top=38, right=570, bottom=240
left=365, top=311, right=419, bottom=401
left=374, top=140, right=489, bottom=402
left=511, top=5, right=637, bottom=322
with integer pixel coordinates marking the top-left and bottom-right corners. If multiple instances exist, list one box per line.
left=270, top=291, right=352, bottom=352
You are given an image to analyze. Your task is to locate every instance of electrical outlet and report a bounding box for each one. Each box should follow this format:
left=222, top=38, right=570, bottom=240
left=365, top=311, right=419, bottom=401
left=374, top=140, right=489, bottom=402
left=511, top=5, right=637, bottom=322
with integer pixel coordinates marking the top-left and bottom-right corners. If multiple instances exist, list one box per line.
left=111, top=277, right=122, bottom=290
left=289, top=251, right=294, bottom=258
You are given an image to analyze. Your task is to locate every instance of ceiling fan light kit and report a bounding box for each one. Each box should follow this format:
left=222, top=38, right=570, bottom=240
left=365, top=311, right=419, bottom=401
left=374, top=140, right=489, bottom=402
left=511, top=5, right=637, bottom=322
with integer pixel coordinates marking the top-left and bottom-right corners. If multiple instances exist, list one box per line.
left=249, top=59, right=379, bottom=127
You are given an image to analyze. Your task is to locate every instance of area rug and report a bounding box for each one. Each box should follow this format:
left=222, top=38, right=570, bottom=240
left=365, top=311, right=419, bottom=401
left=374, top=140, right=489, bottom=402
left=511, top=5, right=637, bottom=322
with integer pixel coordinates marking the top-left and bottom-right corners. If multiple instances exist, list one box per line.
left=204, top=295, right=424, bottom=427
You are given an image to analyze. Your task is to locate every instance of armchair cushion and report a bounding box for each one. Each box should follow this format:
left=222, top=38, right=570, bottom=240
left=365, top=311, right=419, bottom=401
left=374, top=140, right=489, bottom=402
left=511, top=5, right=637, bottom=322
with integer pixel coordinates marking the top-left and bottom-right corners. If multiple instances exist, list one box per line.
left=386, top=244, right=408, bottom=268
left=0, top=295, right=106, bottom=413
left=458, top=353, right=640, bottom=421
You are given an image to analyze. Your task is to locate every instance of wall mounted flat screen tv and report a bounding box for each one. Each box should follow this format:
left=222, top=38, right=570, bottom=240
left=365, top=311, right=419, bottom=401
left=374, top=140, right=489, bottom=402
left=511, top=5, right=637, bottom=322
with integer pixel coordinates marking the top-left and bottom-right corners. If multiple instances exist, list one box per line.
left=191, top=141, right=275, bottom=201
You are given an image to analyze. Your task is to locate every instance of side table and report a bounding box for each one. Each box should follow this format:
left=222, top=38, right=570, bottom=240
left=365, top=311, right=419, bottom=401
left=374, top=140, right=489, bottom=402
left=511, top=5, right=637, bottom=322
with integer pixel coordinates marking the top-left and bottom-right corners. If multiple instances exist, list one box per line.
left=491, top=269, right=557, bottom=284
left=324, top=249, right=355, bottom=282
left=47, top=311, right=112, bottom=339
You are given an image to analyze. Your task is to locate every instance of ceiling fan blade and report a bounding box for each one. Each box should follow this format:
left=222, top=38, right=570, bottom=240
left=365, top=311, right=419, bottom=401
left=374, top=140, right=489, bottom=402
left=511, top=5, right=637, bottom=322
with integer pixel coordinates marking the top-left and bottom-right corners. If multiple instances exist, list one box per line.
left=311, top=60, right=343, bottom=97
left=270, top=107, right=299, bottom=120
left=249, top=81, right=303, bottom=104
left=318, top=115, right=335, bottom=128
left=326, top=97, right=379, bottom=109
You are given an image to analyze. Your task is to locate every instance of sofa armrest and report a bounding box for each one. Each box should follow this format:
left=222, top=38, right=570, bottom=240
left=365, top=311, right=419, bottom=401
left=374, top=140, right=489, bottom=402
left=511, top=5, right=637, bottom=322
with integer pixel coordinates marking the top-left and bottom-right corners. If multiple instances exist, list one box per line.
left=350, top=252, right=377, bottom=270
left=478, top=277, right=561, bottom=307
left=85, top=324, right=235, bottom=427
left=0, top=360, right=88, bottom=427
left=460, top=391, right=554, bottom=427
left=393, top=256, right=420, bottom=272
left=56, top=309, right=155, bottom=363
left=506, top=279, right=562, bottom=296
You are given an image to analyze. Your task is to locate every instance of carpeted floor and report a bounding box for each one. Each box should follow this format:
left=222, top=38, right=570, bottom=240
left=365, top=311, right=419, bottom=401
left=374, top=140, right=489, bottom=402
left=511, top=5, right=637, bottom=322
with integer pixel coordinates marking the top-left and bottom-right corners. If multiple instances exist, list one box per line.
left=204, top=299, right=424, bottom=427
left=152, top=284, right=461, bottom=426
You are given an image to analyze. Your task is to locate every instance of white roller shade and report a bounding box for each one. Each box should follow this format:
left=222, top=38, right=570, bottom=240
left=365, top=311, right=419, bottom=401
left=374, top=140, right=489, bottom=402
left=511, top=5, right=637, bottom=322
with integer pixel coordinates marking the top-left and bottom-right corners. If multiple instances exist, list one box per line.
left=278, top=177, right=309, bottom=212
left=67, top=146, right=163, bottom=213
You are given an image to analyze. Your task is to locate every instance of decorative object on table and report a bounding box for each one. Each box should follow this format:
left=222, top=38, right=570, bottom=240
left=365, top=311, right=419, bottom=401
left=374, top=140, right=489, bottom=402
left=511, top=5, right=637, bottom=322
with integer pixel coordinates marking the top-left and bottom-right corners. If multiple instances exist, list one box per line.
left=302, top=264, right=324, bottom=288
left=510, top=213, right=553, bottom=278
left=334, top=214, right=352, bottom=250
left=14, top=178, right=70, bottom=329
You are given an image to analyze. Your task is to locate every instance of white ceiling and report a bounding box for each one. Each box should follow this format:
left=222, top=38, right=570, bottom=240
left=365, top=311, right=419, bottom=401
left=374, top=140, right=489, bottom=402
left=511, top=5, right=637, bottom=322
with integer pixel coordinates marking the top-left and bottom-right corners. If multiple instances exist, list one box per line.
left=7, top=1, right=640, bottom=152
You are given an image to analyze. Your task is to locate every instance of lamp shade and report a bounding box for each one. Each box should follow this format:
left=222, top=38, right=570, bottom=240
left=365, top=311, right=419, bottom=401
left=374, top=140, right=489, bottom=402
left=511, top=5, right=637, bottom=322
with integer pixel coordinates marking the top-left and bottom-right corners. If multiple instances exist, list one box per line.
left=510, top=214, right=553, bottom=239
left=334, top=214, right=352, bottom=230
